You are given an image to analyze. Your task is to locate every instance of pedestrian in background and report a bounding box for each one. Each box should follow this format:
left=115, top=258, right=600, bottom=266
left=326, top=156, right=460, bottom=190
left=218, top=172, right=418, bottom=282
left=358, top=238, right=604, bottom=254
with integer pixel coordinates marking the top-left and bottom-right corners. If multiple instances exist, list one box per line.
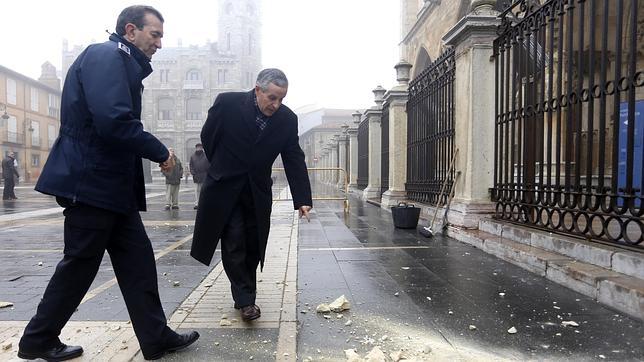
left=18, top=5, right=198, bottom=361
left=162, top=148, right=183, bottom=210
left=189, top=143, right=209, bottom=209
left=2, top=151, right=19, bottom=200
left=191, top=68, right=312, bottom=322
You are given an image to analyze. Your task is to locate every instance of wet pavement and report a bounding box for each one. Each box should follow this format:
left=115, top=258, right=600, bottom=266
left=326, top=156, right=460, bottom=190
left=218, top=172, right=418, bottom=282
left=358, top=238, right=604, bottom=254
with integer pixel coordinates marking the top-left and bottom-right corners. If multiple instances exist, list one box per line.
left=0, top=181, right=642, bottom=361
left=296, top=184, right=644, bottom=361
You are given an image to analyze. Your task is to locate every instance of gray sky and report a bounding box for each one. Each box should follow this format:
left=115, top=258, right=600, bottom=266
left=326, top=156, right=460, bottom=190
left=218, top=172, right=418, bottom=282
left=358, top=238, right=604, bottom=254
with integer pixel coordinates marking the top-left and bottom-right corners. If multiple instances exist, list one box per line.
left=1, top=1, right=401, bottom=111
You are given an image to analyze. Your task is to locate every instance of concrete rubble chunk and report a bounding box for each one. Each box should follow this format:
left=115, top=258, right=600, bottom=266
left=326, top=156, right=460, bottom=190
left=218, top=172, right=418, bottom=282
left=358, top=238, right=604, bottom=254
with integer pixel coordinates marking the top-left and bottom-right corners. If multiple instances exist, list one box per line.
left=329, top=295, right=351, bottom=312
left=220, top=319, right=233, bottom=326
left=423, top=344, right=432, bottom=354
left=390, top=350, right=405, bottom=361
left=345, top=320, right=352, bottom=326
left=365, top=346, right=386, bottom=361
left=508, top=327, right=517, bottom=334
left=0, top=301, right=14, bottom=309
left=2, top=342, right=12, bottom=351
left=561, top=321, right=579, bottom=327
left=316, top=304, right=331, bottom=313
left=173, top=281, right=180, bottom=287
left=469, top=325, right=477, bottom=330
left=345, top=348, right=362, bottom=362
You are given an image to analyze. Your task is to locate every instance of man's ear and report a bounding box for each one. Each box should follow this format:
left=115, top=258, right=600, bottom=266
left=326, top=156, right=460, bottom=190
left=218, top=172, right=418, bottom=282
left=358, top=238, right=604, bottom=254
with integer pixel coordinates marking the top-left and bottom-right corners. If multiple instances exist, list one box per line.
left=124, top=23, right=138, bottom=42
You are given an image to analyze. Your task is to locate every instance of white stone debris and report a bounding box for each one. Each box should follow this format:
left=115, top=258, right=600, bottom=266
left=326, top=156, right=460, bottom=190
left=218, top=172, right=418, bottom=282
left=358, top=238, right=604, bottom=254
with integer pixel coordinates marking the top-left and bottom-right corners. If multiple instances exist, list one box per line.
left=316, top=304, right=331, bottom=313
left=561, top=321, right=579, bottom=327
left=394, top=292, right=400, bottom=297
left=599, top=355, right=606, bottom=359
left=214, top=342, right=220, bottom=346
left=379, top=335, right=389, bottom=342
left=173, top=281, right=180, bottom=287
left=448, top=310, right=453, bottom=315
left=468, top=325, right=477, bottom=330
left=390, top=350, right=405, bottom=362
left=38, top=262, right=43, bottom=266
left=423, top=344, right=432, bottom=354
left=345, top=348, right=362, bottom=362
left=329, top=295, right=351, bottom=312
left=249, top=356, right=254, bottom=360
left=323, top=314, right=331, bottom=319
left=300, top=310, right=307, bottom=314
left=0, top=301, right=14, bottom=309
left=337, top=314, right=344, bottom=319
left=345, top=320, right=352, bottom=327
left=204, top=284, right=212, bottom=288
left=401, top=267, right=410, bottom=270
left=2, top=342, right=12, bottom=351
left=365, top=346, right=387, bottom=361
left=219, top=319, right=232, bottom=326
left=507, top=327, right=517, bottom=334
left=426, top=297, right=432, bottom=301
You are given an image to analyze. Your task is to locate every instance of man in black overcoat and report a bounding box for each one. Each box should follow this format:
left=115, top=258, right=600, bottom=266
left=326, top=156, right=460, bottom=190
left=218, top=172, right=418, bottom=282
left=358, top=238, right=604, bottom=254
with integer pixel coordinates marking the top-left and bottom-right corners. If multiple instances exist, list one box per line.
left=191, top=68, right=312, bottom=321
left=2, top=152, right=19, bottom=200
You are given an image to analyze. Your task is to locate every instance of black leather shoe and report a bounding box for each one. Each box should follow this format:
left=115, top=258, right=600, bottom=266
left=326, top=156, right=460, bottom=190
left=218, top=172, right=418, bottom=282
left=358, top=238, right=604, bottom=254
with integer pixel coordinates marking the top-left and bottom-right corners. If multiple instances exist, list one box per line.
left=240, top=304, right=261, bottom=321
left=143, top=331, right=200, bottom=360
left=18, top=343, right=83, bottom=361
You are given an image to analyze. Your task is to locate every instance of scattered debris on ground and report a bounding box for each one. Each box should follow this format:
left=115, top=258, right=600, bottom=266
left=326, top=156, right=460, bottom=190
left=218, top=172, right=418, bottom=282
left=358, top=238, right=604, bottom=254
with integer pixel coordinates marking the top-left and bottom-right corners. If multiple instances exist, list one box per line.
left=317, top=295, right=351, bottom=314
left=0, top=301, right=14, bottom=309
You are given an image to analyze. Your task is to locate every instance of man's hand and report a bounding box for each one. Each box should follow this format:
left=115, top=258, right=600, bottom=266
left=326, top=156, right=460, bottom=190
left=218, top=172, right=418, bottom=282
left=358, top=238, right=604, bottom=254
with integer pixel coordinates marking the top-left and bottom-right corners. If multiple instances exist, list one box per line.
left=298, top=205, right=312, bottom=222
left=159, top=154, right=175, bottom=173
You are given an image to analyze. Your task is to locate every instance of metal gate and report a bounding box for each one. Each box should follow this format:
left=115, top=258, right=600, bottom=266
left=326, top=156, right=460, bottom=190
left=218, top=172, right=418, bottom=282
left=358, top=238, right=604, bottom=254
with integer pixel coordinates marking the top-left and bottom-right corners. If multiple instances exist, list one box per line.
left=406, top=48, right=456, bottom=204
left=357, top=118, right=369, bottom=189
left=492, top=0, right=643, bottom=247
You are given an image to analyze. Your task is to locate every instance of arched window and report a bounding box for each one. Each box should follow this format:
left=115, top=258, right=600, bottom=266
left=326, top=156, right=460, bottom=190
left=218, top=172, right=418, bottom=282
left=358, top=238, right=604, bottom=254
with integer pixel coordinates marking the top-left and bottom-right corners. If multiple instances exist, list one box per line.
left=186, top=98, right=201, bottom=120
left=158, top=97, right=174, bottom=120
left=186, top=69, right=201, bottom=81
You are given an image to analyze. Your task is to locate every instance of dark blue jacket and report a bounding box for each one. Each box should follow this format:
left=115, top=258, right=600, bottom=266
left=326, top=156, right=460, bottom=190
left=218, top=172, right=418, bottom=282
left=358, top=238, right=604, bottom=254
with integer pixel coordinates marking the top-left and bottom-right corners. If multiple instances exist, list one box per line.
left=35, top=34, right=168, bottom=213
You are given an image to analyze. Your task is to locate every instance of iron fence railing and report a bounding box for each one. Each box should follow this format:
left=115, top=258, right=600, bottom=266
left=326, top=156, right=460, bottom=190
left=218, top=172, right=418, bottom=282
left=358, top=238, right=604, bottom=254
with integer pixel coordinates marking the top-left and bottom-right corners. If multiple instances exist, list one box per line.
left=406, top=48, right=456, bottom=204
left=357, top=119, right=369, bottom=190
left=492, top=0, right=643, bottom=247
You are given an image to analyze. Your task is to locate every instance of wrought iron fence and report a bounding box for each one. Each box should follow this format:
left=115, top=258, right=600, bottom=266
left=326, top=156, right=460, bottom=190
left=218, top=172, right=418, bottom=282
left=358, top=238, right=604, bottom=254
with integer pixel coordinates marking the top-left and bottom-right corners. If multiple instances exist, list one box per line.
left=381, top=102, right=390, bottom=195
left=492, top=0, right=643, bottom=247
left=357, top=119, right=369, bottom=189
left=406, top=48, right=456, bottom=204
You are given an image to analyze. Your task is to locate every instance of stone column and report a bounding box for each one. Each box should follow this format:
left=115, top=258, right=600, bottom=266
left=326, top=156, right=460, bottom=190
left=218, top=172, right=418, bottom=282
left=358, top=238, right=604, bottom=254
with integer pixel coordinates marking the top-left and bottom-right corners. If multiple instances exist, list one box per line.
left=381, top=60, right=413, bottom=209
left=362, top=85, right=386, bottom=201
left=338, top=124, right=349, bottom=190
left=321, top=146, right=330, bottom=183
left=330, top=135, right=339, bottom=184
left=347, top=111, right=361, bottom=190
left=441, top=2, right=499, bottom=228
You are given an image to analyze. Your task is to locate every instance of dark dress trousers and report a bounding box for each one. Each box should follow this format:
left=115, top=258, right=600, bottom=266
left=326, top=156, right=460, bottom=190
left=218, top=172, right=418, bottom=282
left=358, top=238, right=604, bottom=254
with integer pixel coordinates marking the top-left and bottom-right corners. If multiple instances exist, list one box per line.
left=191, top=90, right=312, bottom=306
left=19, top=33, right=174, bottom=355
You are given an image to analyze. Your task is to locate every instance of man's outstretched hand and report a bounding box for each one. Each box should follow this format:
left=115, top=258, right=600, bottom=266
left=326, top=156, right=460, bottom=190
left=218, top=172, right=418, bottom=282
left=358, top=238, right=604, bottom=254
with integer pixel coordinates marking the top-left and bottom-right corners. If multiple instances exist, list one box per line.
left=298, top=205, right=312, bottom=222
left=159, top=154, right=175, bottom=173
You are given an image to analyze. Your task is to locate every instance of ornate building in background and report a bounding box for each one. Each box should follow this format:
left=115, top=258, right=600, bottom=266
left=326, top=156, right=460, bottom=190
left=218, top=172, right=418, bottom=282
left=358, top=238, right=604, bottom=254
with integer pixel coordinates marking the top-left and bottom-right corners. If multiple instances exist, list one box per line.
left=62, top=0, right=262, bottom=170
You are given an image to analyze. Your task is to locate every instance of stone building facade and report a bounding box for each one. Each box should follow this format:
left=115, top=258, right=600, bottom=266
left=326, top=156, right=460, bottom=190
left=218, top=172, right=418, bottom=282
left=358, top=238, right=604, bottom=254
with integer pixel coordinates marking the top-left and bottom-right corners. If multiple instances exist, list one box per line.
left=0, top=63, right=61, bottom=183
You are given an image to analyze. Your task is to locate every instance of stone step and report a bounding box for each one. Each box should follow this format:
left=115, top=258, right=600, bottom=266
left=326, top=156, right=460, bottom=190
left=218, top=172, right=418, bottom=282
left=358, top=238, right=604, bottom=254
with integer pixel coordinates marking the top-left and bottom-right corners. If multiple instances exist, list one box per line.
left=447, top=227, right=644, bottom=320
left=479, top=219, right=644, bottom=280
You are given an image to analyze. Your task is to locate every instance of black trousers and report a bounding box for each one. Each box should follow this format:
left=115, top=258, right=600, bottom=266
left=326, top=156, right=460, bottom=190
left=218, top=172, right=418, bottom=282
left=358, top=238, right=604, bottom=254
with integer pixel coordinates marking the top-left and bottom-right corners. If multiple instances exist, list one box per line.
left=3, top=176, right=16, bottom=200
left=220, top=182, right=261, bottom=308
left=19, top=201, right=172, bottom=353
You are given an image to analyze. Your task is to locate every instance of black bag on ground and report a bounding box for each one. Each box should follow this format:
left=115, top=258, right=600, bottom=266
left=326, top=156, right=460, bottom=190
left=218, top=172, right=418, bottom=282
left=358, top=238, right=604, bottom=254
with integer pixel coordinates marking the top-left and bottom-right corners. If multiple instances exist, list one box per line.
left=391, top=202, right=421, bottom=229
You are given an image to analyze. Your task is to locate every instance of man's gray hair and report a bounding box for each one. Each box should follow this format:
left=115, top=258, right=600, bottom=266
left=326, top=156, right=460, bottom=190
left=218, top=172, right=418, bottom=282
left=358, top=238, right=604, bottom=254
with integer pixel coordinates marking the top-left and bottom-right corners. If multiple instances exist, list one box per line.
left=256, top=68, right=288, bottom=91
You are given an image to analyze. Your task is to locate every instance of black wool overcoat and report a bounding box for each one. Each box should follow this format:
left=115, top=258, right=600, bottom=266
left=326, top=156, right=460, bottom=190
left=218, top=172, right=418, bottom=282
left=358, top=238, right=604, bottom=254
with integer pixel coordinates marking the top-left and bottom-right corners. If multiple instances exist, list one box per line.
left=190, top=90, right=312, bottom=267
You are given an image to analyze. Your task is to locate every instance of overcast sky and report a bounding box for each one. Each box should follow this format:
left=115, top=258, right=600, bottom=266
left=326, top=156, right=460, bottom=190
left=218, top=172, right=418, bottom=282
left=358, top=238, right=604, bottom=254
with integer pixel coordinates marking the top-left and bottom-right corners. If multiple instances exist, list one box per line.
left=1, top=1, right=401, bottom=111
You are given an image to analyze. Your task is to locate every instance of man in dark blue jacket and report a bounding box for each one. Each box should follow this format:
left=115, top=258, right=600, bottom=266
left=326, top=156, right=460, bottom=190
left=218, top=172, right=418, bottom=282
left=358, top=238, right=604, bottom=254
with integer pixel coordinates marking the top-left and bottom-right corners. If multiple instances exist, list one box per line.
left=18, top=6, right=199, bottom=361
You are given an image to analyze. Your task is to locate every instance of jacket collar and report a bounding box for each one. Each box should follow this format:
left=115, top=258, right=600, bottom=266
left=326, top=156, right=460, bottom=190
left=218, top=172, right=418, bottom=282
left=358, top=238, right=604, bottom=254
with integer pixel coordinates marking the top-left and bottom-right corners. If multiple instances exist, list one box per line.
left=109, top=33, right=153, bottom=79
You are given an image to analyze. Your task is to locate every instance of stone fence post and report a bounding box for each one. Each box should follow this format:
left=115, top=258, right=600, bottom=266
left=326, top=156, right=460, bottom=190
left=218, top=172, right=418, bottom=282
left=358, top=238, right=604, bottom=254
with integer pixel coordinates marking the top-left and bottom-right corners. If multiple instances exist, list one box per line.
left=362, top=86, right=386, bottom=201
left=441, top=1, right=499, bottom=227
left=381, top=60, right=413, bottom=208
